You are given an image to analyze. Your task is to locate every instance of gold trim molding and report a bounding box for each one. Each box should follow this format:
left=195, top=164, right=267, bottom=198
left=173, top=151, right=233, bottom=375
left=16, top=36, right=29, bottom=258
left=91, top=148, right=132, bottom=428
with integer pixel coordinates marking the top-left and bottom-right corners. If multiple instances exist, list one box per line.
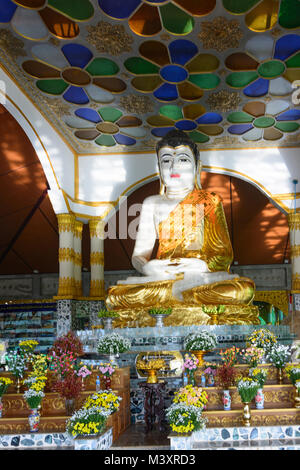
left=288, top=213, right=300, bottom=230
left=291, top=245, right=300, bottom=259
left=90, top=279, right=105, bottom=297
left=57, top=276, right=76, bottom=297
left=292, top=274, right=300, bottom=291
left=57, top=214, right=76, bottom=233
left=89, top=219, right=105, bottom=238
left=58, top=247, right=75, bottom=263
left=90, top=252, right=104, bottom=265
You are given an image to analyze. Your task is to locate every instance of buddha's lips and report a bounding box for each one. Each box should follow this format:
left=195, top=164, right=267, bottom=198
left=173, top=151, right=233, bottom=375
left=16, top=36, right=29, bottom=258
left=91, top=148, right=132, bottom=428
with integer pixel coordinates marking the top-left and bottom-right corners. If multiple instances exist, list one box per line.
left=171, top=174, right=180, bottom=178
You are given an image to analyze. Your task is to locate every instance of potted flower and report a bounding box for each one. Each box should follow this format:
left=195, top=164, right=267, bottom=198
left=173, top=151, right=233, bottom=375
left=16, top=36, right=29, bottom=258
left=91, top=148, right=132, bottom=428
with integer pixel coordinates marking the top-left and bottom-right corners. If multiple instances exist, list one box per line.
left=23, top=387, right=45, bottom=432
left=248, top=368, right=268, bottom=409
left=183, top=331, right=218, bottom=366
left=266, top=344, right=291, bottom=384
left=97, top=333, right=131, bottom=366
left=246, top=328, right=278, bottom=357
left=215, top=364, right=237, bottom=410
left=236, top=377, right=260, bottom=426
left=75, top=364, right=92, bottom=391
left=182, top=354, right=198, bottom=386
left=82, top=390, right=122, bottom=415
left=66, top=406, right=111, bottom=439
left=0, top=377, right=13, bottom=417
left=285, top=364, right=300, bottom=408
left=52, top=372, right=82, bottom=416
left=5, top=351, right=27, bottom=393
left=148, top=307, right=172, bottom=328
left=97, top=309, right=120, bottom=330
left=98, top=362, right=116, bottom=390
left=166, top=403, right=207, bottom=434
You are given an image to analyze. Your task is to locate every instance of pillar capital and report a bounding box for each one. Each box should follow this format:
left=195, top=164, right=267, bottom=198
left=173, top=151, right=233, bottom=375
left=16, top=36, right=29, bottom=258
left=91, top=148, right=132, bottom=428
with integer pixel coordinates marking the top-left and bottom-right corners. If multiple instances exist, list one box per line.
left=288, top=212, right=300, bottom=231
left=89, top=218, right=105, bottom=238
left=57, top=213, right=76, bottom=233
left=74, top=220, right=84, bottom=239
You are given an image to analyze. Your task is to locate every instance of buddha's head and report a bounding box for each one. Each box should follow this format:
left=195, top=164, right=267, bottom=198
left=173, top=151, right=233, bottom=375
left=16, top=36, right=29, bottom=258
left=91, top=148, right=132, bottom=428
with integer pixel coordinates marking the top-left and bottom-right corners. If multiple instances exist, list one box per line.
left=156, top=130, right=201, bottom=193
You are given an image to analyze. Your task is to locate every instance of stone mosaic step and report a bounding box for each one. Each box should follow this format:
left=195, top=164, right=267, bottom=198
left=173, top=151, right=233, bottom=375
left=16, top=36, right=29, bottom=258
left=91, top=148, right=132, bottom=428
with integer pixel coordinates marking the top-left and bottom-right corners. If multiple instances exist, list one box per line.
left=0, top=431, right=73, bottom=450
left=192, top=438, right=300, bottom=450
left=203, top=407, right=300, bottom=427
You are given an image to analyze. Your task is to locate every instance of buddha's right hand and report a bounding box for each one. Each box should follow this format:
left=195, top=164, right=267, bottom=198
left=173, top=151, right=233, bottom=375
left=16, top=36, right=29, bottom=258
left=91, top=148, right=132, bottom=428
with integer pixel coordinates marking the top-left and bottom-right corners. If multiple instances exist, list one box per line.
left=142, top=259, right=177, bottom=276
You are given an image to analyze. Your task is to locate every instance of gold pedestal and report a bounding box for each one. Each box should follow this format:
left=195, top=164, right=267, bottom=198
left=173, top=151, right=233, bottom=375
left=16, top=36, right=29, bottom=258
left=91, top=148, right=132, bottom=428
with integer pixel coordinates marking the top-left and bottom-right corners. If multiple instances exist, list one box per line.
left=144, top=369, right=158, bottom=384
left=243, top=402, right=251, bottom=426
left=190, top=350, right=207, bottom=367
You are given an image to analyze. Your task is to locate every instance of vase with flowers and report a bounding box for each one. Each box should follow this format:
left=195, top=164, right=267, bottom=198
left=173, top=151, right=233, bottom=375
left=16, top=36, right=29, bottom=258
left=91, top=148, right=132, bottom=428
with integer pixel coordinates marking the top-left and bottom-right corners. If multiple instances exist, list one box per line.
left=75, top=364, right=92, bottom=391
left=242, top=347, right=265, bottom=368
left=148, top=307, right=172, bottom=328
left=266, top=344, right=291, bottom=384
left=24, top=388, right=45, bottom=432
left=0, top=377, right=13, bottom=418
left=5, top=351, right=27, bottom=393
left=66, top=406, right=111, bottom=439
left=97, top=333, right=131, bottom=366
left=49, top=330, right=84, bottom=358
left=237, top=377, right=260, bottom=426
left=215, top=364, right=237, bottom=411
left=249, top=368, right=268, bottom=409
left=98, top=362, right=116, bottom=390
left=97, top=309, right=120, bottom=330
left=203, top=364, right=217, bottom=386
left=52, top=372, right=82, bottom=416
left=182, top=354, right=198, bottom=386
left=285, top=364, right=300, bottom=408
left=183, top=331, right=218, bottom=366
left=246, top=329, right=278, bottom=360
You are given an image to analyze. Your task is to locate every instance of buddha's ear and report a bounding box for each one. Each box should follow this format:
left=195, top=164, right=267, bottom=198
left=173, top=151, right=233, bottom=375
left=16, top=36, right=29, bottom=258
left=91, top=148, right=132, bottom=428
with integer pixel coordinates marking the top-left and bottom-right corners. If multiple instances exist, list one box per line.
left=195, top=159, right=202, bottom=189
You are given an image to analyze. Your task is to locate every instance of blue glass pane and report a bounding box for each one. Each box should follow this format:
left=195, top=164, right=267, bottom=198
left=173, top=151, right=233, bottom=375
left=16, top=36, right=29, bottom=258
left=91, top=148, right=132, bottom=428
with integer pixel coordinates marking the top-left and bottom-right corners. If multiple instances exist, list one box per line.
left=153, top=83, right=178, bottom=101
left=75, top=108, right=101, bottom=123
left=228, top=124, right=253, bottom=135
left=151, top=127, right=175, bottom=137
left=243, top=78, right=269, bottom=97
left=175, top=120, right=197, bottom=131
left=98, top=0, right=141, bottom=19
left=160, top=65, right=188, bottom=83
left=62, top=44, right=93, bottom=69
left=168, top=39, right=198, bottom=66
left=114, top=133, right=136, bottom=146
left=63, top=86, right=89, bottom=105
left=276, top=109, right=300, bottom=121
left=274, top=34, right=300, bottom=61
left=0, top=0, right=17, bottom=22
left=196, top=113, right=223, bottom=124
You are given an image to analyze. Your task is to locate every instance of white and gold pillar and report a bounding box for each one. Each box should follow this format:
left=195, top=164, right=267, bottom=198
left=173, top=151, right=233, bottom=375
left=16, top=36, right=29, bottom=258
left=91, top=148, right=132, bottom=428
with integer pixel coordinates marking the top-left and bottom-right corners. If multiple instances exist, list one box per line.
left=57, top=213, right=76, bottom=298
left=74, top=220, right=83, bottom=297
left=288, top=213, right=300, bottom=293
left=89, top=218, right=105, bottom=298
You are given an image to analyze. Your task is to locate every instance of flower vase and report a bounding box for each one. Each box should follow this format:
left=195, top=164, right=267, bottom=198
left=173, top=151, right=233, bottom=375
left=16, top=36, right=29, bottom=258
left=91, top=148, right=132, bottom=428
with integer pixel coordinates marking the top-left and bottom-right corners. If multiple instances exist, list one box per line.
left=102, top=318, right=113, bottom=330
left=242, top=402, right=251, bottom=427
left=65, top=398, right=76, bottom=416
left=222, top=390, right=231, bottom=411
left=150, top=314, right=168, bottom=328
left=103, top=376, right=112, bottom=390
left=277, top=367, right=284, bottom=385
left=0, top=397, right=2, bottom=418
left=294, top=387, right=300, bottom=409
left=28, top=408, right=40, bottom=432
left=207, top=374, right=215, bottom=387
left=188, top=370, right=196, bottom=386
left=16, top=377, right=21, bottom=394
left=255, top=388, right=264, bottom=409
left=81, top=376, right=85, bottom=391
left=190, top=350, right=207, bottom=367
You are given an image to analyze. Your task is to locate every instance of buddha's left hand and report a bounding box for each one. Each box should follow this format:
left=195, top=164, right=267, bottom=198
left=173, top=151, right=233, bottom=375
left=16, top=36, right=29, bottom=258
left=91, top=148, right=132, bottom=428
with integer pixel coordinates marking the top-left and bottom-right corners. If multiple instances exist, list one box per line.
left=166, top=258, right=208, bottom=273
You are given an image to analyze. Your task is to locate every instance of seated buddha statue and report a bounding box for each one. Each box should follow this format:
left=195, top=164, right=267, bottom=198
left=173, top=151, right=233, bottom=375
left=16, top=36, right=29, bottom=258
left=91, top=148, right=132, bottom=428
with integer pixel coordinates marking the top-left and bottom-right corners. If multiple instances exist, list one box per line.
left=106, top=130, right=258, bottom=326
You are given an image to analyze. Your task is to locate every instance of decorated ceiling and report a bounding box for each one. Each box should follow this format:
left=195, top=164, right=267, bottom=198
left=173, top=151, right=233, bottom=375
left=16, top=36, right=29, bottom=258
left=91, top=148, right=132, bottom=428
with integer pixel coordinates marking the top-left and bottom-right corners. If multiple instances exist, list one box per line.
left=0, top=0, right=299, bottom=154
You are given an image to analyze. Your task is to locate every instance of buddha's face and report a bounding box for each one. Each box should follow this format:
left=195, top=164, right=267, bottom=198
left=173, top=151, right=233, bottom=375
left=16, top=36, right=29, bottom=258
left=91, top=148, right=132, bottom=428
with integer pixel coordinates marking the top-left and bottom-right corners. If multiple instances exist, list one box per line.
left=158, top=145, right=196, bottom=190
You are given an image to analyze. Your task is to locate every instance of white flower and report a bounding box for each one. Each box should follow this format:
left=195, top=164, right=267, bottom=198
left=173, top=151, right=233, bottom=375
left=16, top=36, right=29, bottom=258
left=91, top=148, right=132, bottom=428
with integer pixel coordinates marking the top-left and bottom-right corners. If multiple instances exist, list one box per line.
left=184, top=331, right=218, bottom=351
left=97, top=333, right=131, bottom=354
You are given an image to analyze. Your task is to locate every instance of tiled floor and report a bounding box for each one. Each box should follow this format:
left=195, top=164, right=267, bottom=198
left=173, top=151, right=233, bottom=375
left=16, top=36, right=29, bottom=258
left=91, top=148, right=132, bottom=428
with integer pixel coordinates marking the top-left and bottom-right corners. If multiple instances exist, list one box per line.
left=111, top=423, right=171, bottom=450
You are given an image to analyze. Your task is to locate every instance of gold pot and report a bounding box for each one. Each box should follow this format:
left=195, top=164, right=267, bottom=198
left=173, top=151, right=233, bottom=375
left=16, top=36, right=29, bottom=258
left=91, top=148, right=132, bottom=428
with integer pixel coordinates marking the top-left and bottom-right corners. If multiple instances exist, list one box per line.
left=191, top=350, right=208, bottom=367
left=145, top=369, right=158, bottom=384
left=242, top=402, right=251, bottom=427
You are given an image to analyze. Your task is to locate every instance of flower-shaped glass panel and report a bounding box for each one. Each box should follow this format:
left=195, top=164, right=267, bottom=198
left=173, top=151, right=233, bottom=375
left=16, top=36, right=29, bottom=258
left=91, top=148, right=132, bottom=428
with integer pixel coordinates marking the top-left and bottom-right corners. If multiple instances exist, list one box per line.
left=98, top=0, right=216, bottom=36
left=125, top=39, right=220, bottom=103
left=0, top=0, right=94, bottom=40
left=225, top=34, right=300, bottom=98
left=66, top=107, right=146, bottom=147
left=147, top=104, right=223, bottom=143
left=22, top=43, right=126, bottom=105
left=227, top=99, right=300, bottom=141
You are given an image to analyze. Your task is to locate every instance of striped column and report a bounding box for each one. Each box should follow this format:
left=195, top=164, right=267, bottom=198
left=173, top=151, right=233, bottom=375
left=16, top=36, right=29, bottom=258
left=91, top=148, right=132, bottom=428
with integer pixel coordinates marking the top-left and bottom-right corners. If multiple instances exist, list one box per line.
left=288, top=213, right=300, bottom=292
left=89, top=218, right=105, bottom=298
left=57, top=213, right=76, bottom=298
left=74, top=220, right=83, bottom=297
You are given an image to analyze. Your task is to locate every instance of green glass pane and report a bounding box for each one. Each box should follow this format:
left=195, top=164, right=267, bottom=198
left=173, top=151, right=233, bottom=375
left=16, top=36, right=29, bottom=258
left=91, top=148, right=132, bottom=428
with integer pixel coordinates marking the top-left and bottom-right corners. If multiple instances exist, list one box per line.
left=275, top=121, right=300, bottom=132
left=160, top=105, right=183, bottom=121
left=258, top=60, right=285, bottom=79
left=227, top=112, right=253, bottom=123
left=226, top=71, right=258, bottom=88
left=253, top=116, right=275, bottom=128
left=285, top=52, right=300, bottom=68
left=124, top=57, right=159, bottom=75
left=98, top=107, right=122, bottom=123
left=95, top=134, right=116, bottom=146
left=189, top=130, right=209, bottom=143
left=86, top=58, right=119, bottom=76
left=188, top=73, right=220, bottom=90
left=36, top=79, right=68, bottom=95
left=278, top=0, right=300, bottom=29
left=48, top=0, right=94, bottom=20
left=222, top=0, right=260, bottom=14
left=160, top=3, right=194, bottom=35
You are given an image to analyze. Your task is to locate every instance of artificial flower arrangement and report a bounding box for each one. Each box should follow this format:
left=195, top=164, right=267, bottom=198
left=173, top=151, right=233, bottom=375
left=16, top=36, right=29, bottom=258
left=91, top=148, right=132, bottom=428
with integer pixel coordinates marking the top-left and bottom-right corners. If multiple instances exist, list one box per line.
left=5, top=351, right=27, bottom=379
left=246, top=329, right=278, bottom=354
left=236, top=377, right=260, bottom=403
left=148, top=307, right=172, bottom=316
left=23, top=388, right=45, bottom=410
left=47, top=351, right=77, bottom=379
left=202, top=305, right=225, bottom=316
left=75, top=364, right=92, bottom=380
left=166, top=384, right=208, bottom=434
left=82, top=390, right=122, bottom=415
left=97, top=309, right=120, bottom=319
left=183, top=331, right=218, bottom=352
left=30, top=354, right=48, bottom=376
left=19, top=340, right=39, bottom=355
left=285, top=364, right=300, bottom=385
left=248, top=368, right=268, bottom=388
left=98, top=362, right=116, bottom=378
left=52, top=372, right=82, bottom=400
left=49, top=330, right=84, bottom=358
left=97, top=333, right=131, bottom=355
left=66, top=406, right=111, bottom=438
left=182, top=354, right=198, bottom=375
left=215, top=363, right=237, bottom=390
left=266, top=344, right=291, bottom=369
left=241, top=347, right=265, bottom=368
left=219, top=346, right=241, bottom=366
left=0, top=377, right=13, bottom=397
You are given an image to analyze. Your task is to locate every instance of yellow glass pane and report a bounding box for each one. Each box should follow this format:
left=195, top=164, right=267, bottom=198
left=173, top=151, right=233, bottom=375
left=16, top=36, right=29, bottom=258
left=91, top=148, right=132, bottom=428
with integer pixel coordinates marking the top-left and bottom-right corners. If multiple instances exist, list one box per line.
left=197, top=124, right=223, bottom=136
left=243, top=101, right=265, bottom=117
left=131, top=75, right=162, bottom=92
left=263, top=127, right=282, bottom=140
left=283, top=69, right=300, bottom=83
left=225, top=53, right=258, bottom=71
left=129, top=3, right=162, bottom=37
left=182, top=103, right=206, bottom=120
left=147, top=115, right=174, bottom=127
left=177, top=82, right=203, bottom=101
left=187, top=54, right=219, bottom=73
left=174, top=0, right=216, bottom=16
left=245, top=0, right=279, bottom=32
left=139, top=41, right=170, bottom=67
